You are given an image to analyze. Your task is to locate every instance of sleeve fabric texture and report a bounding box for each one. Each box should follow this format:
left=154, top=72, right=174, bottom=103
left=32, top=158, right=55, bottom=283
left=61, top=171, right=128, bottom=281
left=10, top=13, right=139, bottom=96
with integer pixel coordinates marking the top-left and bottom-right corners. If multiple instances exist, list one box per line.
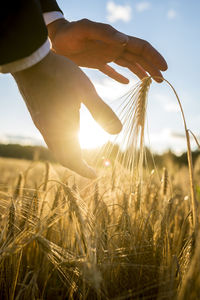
left=0, top=0, right=62, bottom=73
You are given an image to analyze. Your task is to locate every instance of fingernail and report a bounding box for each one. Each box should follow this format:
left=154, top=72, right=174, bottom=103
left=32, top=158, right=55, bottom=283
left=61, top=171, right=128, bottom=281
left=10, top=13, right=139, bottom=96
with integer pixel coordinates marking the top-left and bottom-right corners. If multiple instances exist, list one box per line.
left=114, top=32, right=129, bottom=44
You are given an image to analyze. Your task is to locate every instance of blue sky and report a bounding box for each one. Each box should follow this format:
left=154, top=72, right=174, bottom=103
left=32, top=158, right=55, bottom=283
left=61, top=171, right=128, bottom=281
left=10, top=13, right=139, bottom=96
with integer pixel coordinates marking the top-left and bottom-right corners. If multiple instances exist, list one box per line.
left=0, top=0, right=200, bottom=153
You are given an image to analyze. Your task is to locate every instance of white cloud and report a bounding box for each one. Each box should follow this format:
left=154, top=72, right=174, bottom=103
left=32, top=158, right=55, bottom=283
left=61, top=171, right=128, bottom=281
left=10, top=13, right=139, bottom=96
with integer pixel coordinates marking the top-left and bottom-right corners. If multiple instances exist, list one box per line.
left=154, top=93, right=179, bottom=112
left=149, top=129, right=188, bottom=154
left=167, top=9, right=177, bottom=19
left=93, top=77, right=133, bottom=101
left=164, top=102, right=179, bottom=112
left=136, top=1, right=151, bottom=12
left=106, top=1, right=132, bottom=23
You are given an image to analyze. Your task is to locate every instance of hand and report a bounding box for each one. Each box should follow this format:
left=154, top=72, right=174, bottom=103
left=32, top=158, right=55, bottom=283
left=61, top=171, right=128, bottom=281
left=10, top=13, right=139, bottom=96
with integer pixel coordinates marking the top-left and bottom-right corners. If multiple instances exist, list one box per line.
left=12, top=51, right=122, bottom=179
left=48, top=18, right=168, bottom=83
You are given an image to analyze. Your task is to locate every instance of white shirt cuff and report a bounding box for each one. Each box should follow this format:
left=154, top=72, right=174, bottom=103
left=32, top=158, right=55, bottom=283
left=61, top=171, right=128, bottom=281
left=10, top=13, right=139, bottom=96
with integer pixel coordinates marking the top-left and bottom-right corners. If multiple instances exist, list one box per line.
left=43, top=11, right=64, bottom=26
left=0, top=39, right=50, bottom=74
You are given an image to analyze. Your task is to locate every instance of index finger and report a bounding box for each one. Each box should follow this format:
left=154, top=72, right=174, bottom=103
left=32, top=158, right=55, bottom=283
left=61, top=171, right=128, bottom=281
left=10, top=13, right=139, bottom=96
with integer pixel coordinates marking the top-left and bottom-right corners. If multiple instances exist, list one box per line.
left=126, top=36, right=168, bottom=71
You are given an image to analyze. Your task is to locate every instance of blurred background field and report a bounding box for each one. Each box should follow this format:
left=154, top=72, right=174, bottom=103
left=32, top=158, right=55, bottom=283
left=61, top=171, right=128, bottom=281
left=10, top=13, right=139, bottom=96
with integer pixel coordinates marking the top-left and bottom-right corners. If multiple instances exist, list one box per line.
left=0, top=149, right=200, bottom=299
left=1, top=0, right=200, bottom=155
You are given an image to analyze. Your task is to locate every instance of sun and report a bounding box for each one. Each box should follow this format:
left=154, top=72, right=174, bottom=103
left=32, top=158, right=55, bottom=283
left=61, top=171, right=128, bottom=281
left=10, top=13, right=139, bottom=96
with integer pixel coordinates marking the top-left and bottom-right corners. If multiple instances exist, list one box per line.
left=79, top=105, right=109, bottom=149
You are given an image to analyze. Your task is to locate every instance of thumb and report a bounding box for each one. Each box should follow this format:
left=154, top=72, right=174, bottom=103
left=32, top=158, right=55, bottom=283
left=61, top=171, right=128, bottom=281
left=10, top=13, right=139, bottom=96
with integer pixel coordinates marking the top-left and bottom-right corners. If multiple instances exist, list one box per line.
left=82, top=81, right=122, bottom=135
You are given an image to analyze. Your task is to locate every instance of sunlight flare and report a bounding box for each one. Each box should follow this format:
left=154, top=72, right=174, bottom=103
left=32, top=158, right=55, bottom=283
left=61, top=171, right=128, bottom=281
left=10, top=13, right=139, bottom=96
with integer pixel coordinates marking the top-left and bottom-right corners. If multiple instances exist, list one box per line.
left=79, top=105, right=110, bottom=149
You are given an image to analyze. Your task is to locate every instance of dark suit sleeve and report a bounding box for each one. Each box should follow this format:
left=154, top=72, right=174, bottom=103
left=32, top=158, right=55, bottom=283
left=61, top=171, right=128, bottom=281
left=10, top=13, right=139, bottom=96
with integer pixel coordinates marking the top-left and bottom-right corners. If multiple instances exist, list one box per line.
left=39, top=0, right=63, bottom=13
left=0, top=0, right=48, bottom=66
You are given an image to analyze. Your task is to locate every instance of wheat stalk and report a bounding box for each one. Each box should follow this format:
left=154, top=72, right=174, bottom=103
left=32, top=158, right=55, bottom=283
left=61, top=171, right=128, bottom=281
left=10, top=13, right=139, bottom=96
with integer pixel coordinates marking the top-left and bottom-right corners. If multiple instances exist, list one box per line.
left=162, top=167, right=168, bottom=196
left=43, top=162, right=50, bottom=192
left=105, top=76, right=198, bottom=231
left=13, top=172, right=24, bottom=201
left=7, top=198, right=15, bottom=240
left=153, top=77, right=198, bottom=231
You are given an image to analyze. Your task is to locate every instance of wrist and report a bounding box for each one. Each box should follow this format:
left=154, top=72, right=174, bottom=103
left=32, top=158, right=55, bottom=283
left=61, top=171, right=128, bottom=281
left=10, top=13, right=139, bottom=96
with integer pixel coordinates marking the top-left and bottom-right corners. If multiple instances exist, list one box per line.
left=12, top=51, right=53, bottom=79
left=47, top=19, right=70, bottom=42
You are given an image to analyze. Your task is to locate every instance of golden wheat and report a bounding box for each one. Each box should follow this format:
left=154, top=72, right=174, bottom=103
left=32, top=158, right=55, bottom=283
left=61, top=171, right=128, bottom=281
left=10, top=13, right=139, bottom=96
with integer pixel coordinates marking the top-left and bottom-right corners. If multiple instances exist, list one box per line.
left=0, top=77, right=199, bottom=299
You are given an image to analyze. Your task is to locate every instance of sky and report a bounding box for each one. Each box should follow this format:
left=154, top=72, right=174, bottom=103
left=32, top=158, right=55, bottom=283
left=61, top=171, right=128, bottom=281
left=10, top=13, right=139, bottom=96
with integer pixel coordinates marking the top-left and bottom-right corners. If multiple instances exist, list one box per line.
left=0, top=0, right=200, bottom=154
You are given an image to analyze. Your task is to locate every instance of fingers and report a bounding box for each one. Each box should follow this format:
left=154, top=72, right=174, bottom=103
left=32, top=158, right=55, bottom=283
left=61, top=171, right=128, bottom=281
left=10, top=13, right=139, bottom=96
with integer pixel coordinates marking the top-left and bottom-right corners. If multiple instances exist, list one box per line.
left=126, top=36, right=168, bottom=71
left=84, top=21, right=168, bottom=81
left=82, top=20, right=168, bottom=73
left=119, top=51, right=164, bottom=82
left=45, top=133, right=97, bottom=179
left=36, top=107, right=96, bottom=179
left=114, top=57, right=148, bottom=81
left=82, top=81, right=122, bottom=135
left=99, top=64, right=129, bottom=84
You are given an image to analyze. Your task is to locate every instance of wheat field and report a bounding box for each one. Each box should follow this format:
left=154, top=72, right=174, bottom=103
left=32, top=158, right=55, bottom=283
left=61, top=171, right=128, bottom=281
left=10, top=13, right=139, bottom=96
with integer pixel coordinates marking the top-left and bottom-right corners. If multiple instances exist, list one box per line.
left=0, top=78, right=200, bottom=300
left=0, top=153, right=199, bottom=300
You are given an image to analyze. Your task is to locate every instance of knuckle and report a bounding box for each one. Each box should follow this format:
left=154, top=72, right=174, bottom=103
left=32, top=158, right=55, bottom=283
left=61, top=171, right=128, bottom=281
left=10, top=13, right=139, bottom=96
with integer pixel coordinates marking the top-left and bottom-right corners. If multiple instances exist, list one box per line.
left=140, top=40, right=151, bottom=55
left=143, top=40, right=151, bottom=49
left=105, top=23, right=115, bottom=33
left=79, top=18, right=90, bottom=26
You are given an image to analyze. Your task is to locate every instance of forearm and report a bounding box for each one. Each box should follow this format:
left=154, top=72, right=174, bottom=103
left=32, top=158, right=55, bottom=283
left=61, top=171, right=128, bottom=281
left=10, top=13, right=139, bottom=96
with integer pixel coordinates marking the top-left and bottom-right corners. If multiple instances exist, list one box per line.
left=0, top=0, right=65, bottom=74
